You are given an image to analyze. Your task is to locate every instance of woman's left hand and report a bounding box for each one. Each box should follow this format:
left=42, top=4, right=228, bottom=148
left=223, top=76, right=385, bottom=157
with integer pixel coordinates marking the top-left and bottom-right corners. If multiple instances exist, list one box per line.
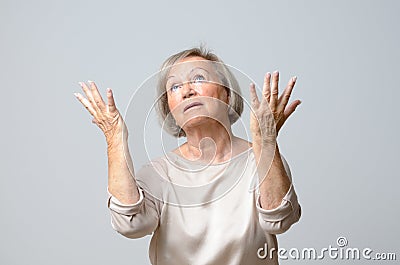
left=249, top=71, right=301, bottom=144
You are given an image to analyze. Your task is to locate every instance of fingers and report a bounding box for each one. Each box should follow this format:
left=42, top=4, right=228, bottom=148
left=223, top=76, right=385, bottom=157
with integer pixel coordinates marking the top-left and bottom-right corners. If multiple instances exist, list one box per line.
left=253, top=71, right=301, bottom=134
left=75, top=81, right=117, bottom=117
left=269, top=71, right=279, bottom=110
left=262, top=72, right=271, bottom=105
left=79, top=81, right=95, bottom=104
left=88, top=81, right=106, bottom=111
left=249, top=83, right=260, bottom=109
left=74, top=92, right=96, bottom=116
left=277, top=76, right=297, bottom=113
left=78, top=81, right=105, bottom=111
left=106, top=88, right=117, bottom=112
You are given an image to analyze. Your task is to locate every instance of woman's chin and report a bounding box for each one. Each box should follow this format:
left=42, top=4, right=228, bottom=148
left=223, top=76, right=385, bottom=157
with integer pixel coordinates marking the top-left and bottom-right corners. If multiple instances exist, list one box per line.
left=180, top=116, right=211, bottom=130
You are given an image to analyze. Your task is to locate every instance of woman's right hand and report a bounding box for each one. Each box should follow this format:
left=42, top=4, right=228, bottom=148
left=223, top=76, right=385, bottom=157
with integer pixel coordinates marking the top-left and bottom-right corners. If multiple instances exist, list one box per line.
left=74, top=81, right=128, bottom=147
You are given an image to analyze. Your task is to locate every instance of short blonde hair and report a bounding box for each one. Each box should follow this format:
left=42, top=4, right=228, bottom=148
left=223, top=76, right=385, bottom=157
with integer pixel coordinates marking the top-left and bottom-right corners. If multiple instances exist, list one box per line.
left=156, top=46, right=243, bottom=137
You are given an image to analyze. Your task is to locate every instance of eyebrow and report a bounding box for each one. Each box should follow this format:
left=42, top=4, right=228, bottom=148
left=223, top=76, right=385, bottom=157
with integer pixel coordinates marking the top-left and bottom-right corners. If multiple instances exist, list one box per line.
left=166, top=67, right=210, bottom=82
left=166, top=75, right=175, bottom=82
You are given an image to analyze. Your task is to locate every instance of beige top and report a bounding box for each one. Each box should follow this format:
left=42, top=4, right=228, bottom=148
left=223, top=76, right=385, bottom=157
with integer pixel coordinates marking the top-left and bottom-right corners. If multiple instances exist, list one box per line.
left=107, top=148, right=301, bottom=265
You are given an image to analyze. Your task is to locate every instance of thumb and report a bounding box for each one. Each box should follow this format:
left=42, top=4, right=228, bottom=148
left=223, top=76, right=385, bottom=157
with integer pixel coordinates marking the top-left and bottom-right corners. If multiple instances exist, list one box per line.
left=277, top=100, right=301, bottom=133
left=284, top=100, right=302, bottom=119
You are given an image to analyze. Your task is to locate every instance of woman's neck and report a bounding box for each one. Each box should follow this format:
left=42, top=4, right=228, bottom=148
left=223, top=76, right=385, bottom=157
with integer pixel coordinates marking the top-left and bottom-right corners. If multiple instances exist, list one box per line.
left=179, top=120, right=235, bottom=163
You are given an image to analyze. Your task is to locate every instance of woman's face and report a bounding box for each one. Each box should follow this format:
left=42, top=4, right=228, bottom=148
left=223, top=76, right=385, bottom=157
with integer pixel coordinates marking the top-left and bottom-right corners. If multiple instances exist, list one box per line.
left=165, top=56, right=230, bottom=131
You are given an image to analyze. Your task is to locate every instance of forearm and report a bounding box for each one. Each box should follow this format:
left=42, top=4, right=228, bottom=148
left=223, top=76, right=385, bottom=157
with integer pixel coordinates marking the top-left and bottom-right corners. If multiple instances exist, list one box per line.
left=74, top=82, right=140, bottom=204
left=253, top=141, right=291, bottom=210
left=107, top=136, right=140, bottom=204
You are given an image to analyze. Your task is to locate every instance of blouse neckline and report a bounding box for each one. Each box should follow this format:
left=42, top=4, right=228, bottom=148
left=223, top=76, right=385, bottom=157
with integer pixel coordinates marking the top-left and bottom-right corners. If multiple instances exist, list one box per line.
left=167, top=147, right=253, bottom=167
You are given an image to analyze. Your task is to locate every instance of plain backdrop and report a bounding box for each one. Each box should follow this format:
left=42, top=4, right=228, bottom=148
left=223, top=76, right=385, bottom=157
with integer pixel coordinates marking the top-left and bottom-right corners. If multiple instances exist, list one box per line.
left=1, top=0, right=399, bottom=264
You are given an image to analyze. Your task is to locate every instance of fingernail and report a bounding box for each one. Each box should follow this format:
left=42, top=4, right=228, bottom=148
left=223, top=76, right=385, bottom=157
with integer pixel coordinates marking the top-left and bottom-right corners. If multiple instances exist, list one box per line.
left=78, top=82, right=83, bottom=86
left=88, top=80, right=94, bottom=83
left=73, top=92, right=79, bottom=97
left=273, top=70, right=279, bottom=74
left=292, top=76, right=297, bottom=82
left=107, top=88, right=111, bottom=93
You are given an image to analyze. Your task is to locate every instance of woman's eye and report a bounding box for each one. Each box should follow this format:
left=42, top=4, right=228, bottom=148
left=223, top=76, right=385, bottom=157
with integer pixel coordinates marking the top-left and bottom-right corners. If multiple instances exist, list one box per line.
left=170, top=84, right=181, bottom=92
left=192, top=75, right=206, bottom=83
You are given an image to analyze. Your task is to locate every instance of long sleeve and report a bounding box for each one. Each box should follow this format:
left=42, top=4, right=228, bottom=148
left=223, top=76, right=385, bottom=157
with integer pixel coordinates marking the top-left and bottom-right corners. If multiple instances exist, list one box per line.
left=107, top=186, right=160, bottom=239
left=256, top=155, right=301, bottom=235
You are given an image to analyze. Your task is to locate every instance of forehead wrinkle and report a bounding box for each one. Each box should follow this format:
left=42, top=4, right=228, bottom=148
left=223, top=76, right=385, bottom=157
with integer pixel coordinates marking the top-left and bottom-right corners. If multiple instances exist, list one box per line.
left=167, top=66, right=211, bottom=82
left=189, top=67, right=210, bottom=75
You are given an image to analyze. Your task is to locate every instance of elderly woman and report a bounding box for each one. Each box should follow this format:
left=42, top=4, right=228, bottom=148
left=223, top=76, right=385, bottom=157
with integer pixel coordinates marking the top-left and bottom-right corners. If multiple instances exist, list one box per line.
left=74, top=47, right=301, bottom=265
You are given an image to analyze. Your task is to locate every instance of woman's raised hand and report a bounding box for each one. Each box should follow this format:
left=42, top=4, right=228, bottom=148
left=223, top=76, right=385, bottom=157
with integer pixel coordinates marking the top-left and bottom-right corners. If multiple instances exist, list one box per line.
left=74, top=81, right=128, bottom=147
left=249, top=71, right=301, bottom=143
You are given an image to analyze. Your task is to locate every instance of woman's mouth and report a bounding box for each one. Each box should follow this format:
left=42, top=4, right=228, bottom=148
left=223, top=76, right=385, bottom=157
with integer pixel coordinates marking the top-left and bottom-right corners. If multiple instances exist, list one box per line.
left=183, top=102, right=203, bottom=112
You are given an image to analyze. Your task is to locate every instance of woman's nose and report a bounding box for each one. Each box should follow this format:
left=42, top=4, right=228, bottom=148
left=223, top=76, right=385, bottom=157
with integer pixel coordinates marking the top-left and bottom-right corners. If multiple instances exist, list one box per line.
left=182, top=82, right=196, bottom=99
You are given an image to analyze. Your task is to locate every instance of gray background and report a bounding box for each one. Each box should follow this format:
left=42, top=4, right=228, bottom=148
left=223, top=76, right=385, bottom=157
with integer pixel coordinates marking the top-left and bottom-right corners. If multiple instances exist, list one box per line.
left=1, top=0, right=399, bottom=264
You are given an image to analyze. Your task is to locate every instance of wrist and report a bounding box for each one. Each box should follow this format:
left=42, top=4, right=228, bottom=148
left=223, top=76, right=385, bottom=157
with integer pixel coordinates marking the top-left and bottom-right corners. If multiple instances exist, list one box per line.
left=107, top=133, right=127, bottom=151
left=251, top=134, right=276, bottom=147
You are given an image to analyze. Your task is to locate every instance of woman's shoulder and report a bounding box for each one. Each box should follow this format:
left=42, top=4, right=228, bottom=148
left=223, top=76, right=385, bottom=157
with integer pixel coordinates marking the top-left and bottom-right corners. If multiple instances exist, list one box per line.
left=134, top=156, right=171, bottom=199
left=139, top=155, right=170, bottom=173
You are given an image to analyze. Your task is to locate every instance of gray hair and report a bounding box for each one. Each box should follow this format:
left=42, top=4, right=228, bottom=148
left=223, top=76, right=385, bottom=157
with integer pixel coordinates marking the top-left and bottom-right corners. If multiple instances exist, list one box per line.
left=156, top=46, right=243, bottom=137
